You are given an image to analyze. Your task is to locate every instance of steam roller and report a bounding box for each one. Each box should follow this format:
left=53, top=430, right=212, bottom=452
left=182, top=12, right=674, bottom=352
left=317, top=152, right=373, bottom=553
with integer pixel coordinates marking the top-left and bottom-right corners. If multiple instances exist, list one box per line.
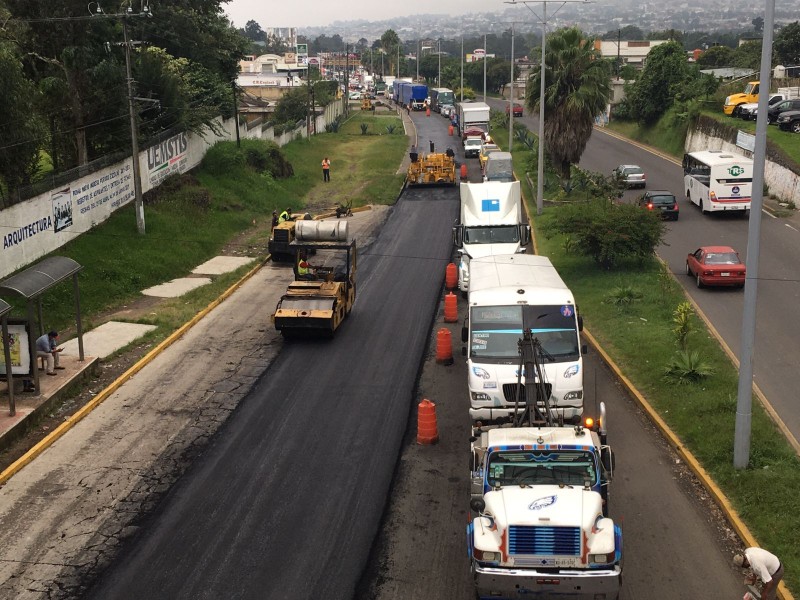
left=272, top=219, right=357, bottom=338
left=406, top=152, right=457, bottom=187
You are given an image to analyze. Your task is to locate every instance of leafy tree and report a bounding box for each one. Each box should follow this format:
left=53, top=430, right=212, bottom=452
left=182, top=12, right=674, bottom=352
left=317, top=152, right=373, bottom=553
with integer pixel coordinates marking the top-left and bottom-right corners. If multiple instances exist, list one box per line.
left=625, top=41, right=689, bottom=124
left=774, top=22, right=800, bottom=65
left=527, top=27, right=611, bottom=186
left=273, top=85, right=309, bottom=125
left=381, top=29, right=401, bottom=74
left=752, top=17, right=765, bottom=34
left=243, top=20, right=264, bottom=42
left=696, top=45, right=735, bottom=68
left=732, top=41, right=763, bottom=70
left=541, top=199, right=665, bottom=269
left=648, top=30, right=683, bottom=43
left=0, top=42, right=45, bottom=203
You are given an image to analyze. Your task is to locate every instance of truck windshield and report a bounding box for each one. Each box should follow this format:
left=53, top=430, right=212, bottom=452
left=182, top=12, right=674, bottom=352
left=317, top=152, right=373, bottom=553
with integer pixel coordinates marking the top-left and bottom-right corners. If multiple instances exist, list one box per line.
left=464, top=225, right=520, bottom=244
left=470, top=305, right=579, bottom=360
left=438, top=91, right=455, bottom=105
left=487, top=450, right=597, bottom=487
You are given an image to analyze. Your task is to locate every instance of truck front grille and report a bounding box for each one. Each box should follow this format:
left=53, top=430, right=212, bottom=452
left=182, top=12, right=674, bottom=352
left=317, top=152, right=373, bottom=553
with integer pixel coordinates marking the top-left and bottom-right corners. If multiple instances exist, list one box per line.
left=502, top=383, right=552, bottom=405
left=508, top=526, right=580, bottom=556
left=273, top=229, right=291, bottom=243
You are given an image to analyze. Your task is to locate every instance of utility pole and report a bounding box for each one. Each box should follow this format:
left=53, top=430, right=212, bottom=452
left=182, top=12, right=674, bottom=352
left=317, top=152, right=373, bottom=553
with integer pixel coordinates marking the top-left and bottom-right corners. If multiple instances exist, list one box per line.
left=509, top=22, right=515, bottom=152
left=617, top=29, right=621, bottom=76
left=460, top=34, right=464, bottom=102
left=123, top=16, right=145, bottom=234
left=231, top=81, right=240, bottom=147
left=506, top=0, right=591, bottom=215
left=438, top=39, right=441, bottom=87
left=483, top=31, right=488, bottom=103
left=345, top=41, right=350, bottom=116
left=734, top=0, right=775, bottom=469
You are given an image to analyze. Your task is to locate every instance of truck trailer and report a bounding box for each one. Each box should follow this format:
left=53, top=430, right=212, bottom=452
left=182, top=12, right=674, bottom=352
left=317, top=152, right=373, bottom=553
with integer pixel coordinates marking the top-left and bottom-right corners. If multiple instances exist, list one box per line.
left=399, top=82, right=428, bottom=110
left=462, top=254, right=586, bottom=423
left=453, top=181, right=530, bottom=296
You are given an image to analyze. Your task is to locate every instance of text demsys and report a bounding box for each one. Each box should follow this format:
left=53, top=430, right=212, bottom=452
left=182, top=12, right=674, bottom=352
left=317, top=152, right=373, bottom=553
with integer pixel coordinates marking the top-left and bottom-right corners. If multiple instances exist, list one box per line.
left=147, top=132, right=188, bottom=170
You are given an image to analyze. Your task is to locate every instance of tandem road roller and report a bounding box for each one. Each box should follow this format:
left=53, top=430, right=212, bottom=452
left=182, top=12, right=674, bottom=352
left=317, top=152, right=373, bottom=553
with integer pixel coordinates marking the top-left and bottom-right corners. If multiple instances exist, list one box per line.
left=272, top=219, right=356, bottom=338
left=406, top=152, right=457, bottom=187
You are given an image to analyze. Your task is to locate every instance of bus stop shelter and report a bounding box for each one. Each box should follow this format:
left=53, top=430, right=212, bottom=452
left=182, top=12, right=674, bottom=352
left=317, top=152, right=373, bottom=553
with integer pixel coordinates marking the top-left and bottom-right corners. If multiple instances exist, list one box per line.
left=0, top=257, right=85, bottom=414
left=0, top=299, right=14, bottom=414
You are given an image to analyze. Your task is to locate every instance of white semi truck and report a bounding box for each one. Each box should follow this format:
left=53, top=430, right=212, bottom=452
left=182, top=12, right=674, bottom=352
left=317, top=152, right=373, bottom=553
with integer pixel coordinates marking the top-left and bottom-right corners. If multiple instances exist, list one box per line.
left=468, top=400, right=621, bottom=600
left=462, top=254, right=585, bottom=423
left=453, top=181, right=530, bottom=297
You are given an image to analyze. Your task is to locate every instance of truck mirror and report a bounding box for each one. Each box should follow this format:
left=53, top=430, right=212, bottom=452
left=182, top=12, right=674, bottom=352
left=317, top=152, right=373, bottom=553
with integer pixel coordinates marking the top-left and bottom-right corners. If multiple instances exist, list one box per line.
left=578, top=314, right=584, bottom=332
left=453, top=226, right=464, bottom=247
left=462, top=346, right=467, bottom=357
left=462, top=326, right=468, bottom=343
left=582, top=344, right=588, bottom=355
left=520, top=225, right=531, bottom=246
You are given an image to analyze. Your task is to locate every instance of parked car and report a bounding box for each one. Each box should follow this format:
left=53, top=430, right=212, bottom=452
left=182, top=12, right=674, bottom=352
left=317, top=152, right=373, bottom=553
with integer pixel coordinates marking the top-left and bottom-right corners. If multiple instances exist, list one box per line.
left=612, top=164, right=646, bottom=188
left=739, top=93, right=786, bottom=120
left=776, top=109, right=800, bottom=132
left=348, top=91, right=361, bottom=100
left=479, top=143, right=500, bottom=171
left=464, top=137, right=483, bottom=158
left=505, top=103, right=524, bottom=117
left=685, top=246, right=746, bottom=288
left=767, top=98, right=800, bottom=124
left=638, top=190, right=679, bottom=220
left=440, top=104, right=454, bottom=118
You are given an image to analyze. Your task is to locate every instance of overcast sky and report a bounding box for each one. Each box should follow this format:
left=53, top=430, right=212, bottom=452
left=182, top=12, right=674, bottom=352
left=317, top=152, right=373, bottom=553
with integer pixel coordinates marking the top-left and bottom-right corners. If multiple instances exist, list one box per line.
left=223, top=0, right=469, bottom=30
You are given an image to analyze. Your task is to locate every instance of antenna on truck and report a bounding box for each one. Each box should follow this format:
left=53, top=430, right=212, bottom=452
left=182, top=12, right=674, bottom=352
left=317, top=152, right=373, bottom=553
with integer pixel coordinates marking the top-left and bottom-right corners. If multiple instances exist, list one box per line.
left=511, top=330, right=554, bottom=428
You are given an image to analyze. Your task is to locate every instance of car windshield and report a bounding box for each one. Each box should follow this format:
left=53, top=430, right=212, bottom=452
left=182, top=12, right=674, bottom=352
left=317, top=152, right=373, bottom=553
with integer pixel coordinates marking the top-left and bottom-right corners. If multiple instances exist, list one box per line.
left=463, top=225, right=520, bottom=245
left=704, top=252, right=740, bottom=265
left=649, top=195, right=675, bottom=205
left=469, top=305, right=580, bottom=360
left=487, top=450, right=598, bottom=487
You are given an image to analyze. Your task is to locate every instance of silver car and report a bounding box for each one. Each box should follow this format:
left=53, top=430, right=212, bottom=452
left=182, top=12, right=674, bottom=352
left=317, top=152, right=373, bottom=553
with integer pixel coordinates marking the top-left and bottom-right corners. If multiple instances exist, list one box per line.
left=612, top=164, right=646, bottom=189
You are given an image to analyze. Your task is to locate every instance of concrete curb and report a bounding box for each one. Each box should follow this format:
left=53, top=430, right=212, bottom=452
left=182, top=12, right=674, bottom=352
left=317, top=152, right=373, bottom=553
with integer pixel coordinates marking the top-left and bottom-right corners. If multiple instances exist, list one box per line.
left=0, top=257, right=269, bottom=487
left=584, top=328, right=793, bottom=600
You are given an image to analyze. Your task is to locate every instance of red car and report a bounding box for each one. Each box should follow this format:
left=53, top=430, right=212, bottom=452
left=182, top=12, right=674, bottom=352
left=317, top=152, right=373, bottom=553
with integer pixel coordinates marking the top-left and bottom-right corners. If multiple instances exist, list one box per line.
left=685, top=246, right=746, bottom=288
left=506, top=103, right=524, bottom=117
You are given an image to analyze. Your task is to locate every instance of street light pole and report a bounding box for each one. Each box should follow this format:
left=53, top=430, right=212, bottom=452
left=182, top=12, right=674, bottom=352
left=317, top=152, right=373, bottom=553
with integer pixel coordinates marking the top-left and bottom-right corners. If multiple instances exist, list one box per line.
left=123, top=17, right=145, bottom=234
left=509, top=23, right=515, bottom=152
left=438, top=39, right=441, bottom=87
left=507, top=0, right=590, bottom=215
left=461, top=34, right=464, bottom=102
left=483, top=31, right=488, bottom=103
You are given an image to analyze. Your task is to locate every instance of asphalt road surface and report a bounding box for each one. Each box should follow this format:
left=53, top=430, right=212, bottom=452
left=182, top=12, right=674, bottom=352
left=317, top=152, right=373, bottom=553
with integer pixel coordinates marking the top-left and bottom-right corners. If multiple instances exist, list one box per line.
left=86, top=113, right=461, bottom=599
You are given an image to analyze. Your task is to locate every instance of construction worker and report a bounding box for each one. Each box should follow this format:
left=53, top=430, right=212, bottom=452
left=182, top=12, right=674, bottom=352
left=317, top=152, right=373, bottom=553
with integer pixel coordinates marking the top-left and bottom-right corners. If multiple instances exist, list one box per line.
left=270, top=210, right=279, bottom=232
left=297, top=252, right=314, bottom=280
left=322, top=157, right=331, bottom=182
left=278, top=207, right=292, bottom=223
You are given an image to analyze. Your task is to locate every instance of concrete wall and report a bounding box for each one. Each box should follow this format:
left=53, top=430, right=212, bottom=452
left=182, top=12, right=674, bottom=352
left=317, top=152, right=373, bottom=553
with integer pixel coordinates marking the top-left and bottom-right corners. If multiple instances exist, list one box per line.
left=685, top=115, right=800, bottom=205
left=0, top=100, right=345, bottom=279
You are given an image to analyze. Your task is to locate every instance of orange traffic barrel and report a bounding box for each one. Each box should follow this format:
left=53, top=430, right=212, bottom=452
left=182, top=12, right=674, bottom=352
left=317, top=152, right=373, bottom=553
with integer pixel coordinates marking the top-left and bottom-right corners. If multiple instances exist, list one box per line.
left=448, top=124, right=454, bottom=136
left=417, top=399, right=439, bottom=444
left=444, top=292, right=458, bottom=323
left=460, top=163, right=468, bottom=179
left=445, top=262, right=458, bottom=290
left=436, top=328, right=454, bottom=365
left=426, top=107, right=431, bottom=117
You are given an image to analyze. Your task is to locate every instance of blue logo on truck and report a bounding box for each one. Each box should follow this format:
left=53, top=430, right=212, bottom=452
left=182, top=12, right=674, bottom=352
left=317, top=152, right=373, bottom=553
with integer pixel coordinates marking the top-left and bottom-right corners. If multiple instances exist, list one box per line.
left=481, top=199, right=500, bottom=212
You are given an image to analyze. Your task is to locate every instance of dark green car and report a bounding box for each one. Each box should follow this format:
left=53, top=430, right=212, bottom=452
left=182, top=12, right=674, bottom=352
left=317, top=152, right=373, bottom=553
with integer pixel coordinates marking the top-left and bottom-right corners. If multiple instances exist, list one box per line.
left=638, top=190, right=679, bottom=221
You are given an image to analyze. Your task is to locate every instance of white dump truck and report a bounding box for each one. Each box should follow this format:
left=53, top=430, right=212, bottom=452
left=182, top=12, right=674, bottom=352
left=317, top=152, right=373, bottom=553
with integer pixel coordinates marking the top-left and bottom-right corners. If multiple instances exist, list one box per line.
left=453, top=181, right=530, bottom=297
left=462, top=254, right=586, bottom=423
left=468, top=385, right=621, bottom=600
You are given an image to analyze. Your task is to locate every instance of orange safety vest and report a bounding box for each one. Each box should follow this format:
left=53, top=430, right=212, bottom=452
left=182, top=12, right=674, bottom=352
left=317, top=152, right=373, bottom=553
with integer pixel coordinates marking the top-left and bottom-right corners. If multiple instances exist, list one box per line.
left=322, top=159, right=330, bottom=170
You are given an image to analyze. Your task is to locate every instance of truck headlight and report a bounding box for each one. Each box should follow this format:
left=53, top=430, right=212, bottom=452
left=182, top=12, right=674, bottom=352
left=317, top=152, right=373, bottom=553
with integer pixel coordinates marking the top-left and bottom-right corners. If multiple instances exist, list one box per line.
left=589, top=552, right=614, bottom=564
left=474, top=549, right=501, bottom=562
left=563, top=365, right=580, bottom=378
left=564, top=390, right=583, bottom=401
left=471, top=392, right=491, bottom=402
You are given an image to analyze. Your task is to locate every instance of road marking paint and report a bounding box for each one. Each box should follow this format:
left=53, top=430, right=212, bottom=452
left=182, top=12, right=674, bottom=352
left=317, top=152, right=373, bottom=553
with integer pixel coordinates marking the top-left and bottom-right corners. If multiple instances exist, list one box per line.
left=787, top=223, right=799, bottom=232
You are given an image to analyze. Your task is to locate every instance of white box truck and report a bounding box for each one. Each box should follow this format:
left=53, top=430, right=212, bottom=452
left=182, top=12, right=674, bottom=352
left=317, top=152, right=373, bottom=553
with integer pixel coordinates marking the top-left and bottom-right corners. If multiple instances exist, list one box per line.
left=457, top=101, right=491, bottom=139
left=461, top=254, right=586, bottom=422
left=453, top=181, right=530, bottom=297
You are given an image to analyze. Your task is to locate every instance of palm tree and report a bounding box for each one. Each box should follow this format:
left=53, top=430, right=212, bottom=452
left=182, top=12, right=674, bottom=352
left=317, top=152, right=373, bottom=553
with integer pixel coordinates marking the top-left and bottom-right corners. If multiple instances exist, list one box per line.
left=527, top=27, right=611, bottom=188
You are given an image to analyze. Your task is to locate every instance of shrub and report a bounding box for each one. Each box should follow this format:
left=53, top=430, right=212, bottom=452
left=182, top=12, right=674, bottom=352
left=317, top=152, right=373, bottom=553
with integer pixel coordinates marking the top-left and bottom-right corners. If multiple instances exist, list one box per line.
left=200, top=140, right=293, bottom=179
left=604, top=284, right=643, bottom=307
left=672, top=302, right=694, bottom=351
left=386, top=124, right=397, bottom=134
left=664, top=350, right=714, bottom=384
left=541, top=199, right=665, bottom=268
left=360, top=123, right=369, bottom=135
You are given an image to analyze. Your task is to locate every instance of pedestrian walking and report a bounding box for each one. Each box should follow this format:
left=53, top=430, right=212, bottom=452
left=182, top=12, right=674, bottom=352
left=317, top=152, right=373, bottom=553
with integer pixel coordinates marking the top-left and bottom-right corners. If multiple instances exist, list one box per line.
left=429, top=140, right=435, bottom=153
left=322, top=157, right=331, bottom=182
left=734, top=547, right=784, bottom=600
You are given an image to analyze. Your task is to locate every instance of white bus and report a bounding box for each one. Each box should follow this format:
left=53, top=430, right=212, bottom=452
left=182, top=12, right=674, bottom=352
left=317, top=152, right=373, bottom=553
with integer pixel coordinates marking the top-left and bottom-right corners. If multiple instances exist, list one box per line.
left=463, top=254, right=585, bottom=423
left=683, top=150, right=753, bottom=215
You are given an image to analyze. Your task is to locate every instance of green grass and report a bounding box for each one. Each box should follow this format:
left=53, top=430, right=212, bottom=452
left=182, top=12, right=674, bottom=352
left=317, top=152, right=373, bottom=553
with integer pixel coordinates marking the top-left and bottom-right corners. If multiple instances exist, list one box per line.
left=8, top=121, right=408, bottom=338
left=605, top=108, right=690, bottom=158
left=532, top=212, right=800, bottom=593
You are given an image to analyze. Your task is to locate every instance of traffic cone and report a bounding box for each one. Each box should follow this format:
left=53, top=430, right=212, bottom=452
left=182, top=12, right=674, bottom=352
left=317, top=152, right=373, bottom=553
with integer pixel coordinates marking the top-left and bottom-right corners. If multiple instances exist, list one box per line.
left=444, top=292, right=458, bottom=323
left=435, top=328, right=454, bottom=365
left=448, top=124, right=454, bottom=136
left=426, top=107, right=431, bottom=117
left=460, top=164, right=468, bottom=180
left=445, top=262, right=458, bottom=290
left=417, top=399, right=439, bottom=444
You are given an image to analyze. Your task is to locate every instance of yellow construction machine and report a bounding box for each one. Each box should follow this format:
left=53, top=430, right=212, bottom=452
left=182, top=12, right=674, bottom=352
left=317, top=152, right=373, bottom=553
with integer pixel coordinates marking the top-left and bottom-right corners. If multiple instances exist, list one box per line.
left=406, top=152, right=456, bottom=187
left=268, top=213, right=312, bottom=262
left=272, top=221, right=356, bottom=338
left=361, top=97, right=374, bottom=111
